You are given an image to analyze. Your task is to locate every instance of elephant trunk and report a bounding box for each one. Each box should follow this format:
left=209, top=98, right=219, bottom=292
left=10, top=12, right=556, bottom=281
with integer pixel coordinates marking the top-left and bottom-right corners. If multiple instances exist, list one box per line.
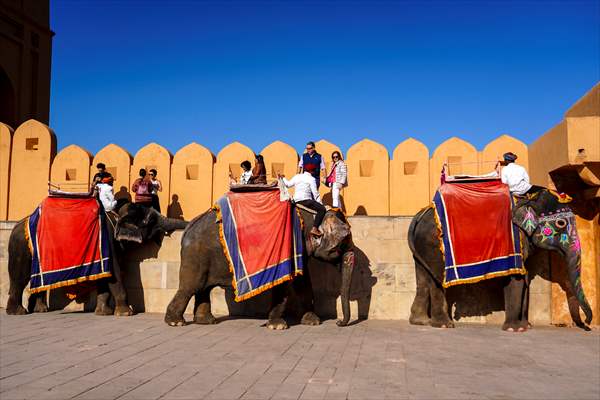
left=157, top=214, right=188, bottom=233
left=336, top=249, right=354, bottom=327
left=563, top=240, right=593, bottom=325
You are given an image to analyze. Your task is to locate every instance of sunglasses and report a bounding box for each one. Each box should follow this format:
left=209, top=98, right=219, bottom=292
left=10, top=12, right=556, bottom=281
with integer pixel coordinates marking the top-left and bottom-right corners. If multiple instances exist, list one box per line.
left=306, top=147, right=314, bottom=150
left=332, top=155, right=339, bottom=159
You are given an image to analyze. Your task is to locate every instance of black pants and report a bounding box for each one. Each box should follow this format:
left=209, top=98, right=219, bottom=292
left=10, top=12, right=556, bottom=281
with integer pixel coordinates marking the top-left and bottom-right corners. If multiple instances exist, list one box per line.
left=298, top=200, right=326, bottom=228
left=151, top=194, right=161, bottom=213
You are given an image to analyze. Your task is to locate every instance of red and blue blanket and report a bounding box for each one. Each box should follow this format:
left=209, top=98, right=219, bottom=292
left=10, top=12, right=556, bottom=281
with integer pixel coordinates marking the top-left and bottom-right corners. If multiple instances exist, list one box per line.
left=27, top=197, right=112, bottom=293
left=215, top=190, right=304, bottom=302
left=432, top=180, right=525, bottom=287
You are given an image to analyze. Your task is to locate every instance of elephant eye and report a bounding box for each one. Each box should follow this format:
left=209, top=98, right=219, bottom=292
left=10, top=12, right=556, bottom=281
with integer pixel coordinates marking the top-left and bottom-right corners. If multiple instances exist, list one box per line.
left=555, top=218, right=567, bottom=229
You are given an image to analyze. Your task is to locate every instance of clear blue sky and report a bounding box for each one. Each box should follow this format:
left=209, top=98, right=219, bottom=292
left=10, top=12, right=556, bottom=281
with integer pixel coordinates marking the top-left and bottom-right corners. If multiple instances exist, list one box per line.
left=49, top=0, right=599, bottom=156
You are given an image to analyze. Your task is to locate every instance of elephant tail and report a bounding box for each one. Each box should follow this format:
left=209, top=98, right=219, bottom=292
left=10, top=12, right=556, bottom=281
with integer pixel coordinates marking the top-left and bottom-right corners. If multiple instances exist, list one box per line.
left=408, top=206, right=444, bottom=287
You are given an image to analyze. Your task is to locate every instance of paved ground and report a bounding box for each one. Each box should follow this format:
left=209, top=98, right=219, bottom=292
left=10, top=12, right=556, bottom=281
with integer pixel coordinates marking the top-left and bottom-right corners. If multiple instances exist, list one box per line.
left=0, top=311, right=598, bottom=400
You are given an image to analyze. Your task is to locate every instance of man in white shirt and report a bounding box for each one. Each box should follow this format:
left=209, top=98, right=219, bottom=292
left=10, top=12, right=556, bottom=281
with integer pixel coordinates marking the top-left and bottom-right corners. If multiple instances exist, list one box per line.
left=96, top=177, right=117, bottom=212
left=280, top=163, right=326, bottom=236
left=500, top=152, right=533, bottom=195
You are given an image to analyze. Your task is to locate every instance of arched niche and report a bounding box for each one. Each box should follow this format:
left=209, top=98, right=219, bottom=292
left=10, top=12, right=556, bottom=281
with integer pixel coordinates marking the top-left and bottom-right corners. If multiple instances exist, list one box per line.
left=390, top=138, right=430, bottom=215
left=0, top=122, right=14, bottom=220
left=481, top=134, right=529, bottom=173
left=345, top=139, right=389, bottom=216
left=170, top=142, right=214, bottom=220
left=50, top=145, right=92, bottom=192
left=313, top=139, right=343, bottom=203
left=212, top=142, right=255, bottom=201
left=430, top=137, right=477, bottom=195
left=260, top=141, right=298, bottom=181
left=130, top=143, right=172, bottom=212
left=8, top=119, right=56, bottom=220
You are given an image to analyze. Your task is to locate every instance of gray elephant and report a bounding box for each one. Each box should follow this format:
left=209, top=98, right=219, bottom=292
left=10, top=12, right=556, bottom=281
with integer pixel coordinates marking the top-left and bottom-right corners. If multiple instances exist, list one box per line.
left=6, top=202, right=188, bottom=316
left=164, top=207, right=354, bottom=329
left=408, top=188, right=593, bottom=331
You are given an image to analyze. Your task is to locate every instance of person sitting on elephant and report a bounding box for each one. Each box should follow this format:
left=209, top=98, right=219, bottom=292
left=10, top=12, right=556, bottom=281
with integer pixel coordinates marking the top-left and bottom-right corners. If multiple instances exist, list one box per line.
left=280, top=163, right=325, bottom=237
left=249, top=154, right=267, bottom=184
left=500, top=152, right=544, bottom=196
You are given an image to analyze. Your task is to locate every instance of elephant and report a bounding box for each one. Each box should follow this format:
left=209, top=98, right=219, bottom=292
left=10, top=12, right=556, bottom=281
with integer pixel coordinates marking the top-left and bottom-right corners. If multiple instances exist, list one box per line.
left=6, top=202, right=188, bottom=316
left=164, top=207, right=354, bottom=329
left=408, top=188, right=593, bottom=331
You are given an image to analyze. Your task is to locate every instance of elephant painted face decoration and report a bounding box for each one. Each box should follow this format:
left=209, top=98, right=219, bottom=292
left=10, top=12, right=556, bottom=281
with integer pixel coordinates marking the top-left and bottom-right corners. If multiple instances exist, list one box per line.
left=534, top=208, right=580, bottom=252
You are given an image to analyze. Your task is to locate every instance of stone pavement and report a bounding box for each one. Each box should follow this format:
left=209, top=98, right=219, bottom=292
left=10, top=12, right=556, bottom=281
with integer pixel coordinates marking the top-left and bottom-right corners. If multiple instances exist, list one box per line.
left=0, top=311, right=598, bottom=400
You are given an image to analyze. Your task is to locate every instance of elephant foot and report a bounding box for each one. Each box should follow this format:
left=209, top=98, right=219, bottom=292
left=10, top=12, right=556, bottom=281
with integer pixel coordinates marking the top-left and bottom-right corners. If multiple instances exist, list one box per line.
left=114, top=305, right=134, bottom=317
left=409, top=314, right=430, bottom=326
left=33, top=302, right=49, bottom=313
left=95, top=303, right=114, bottom=316
left=6, top=305, right=28, bottom=315
left=301, top=311, right=321, bottom=326
left=502, top=321, right=527, bottom=332
left=165, top=313, right=186, bottom=327
left=194, top=313, right=217, bottom=325
left=266, top=318, right=288, bottom=330
left=431, top=319, right=455, bottom=328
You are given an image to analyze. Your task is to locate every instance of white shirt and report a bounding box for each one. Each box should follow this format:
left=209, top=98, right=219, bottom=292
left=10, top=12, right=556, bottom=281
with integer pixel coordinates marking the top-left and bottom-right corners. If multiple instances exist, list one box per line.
left=97, top=183, right=117, bottom=212
left=240, top=170, right=252, bottom=184
left=501, top=163, right=532, bottom=195
left=282, top=172, right=321, bottom=203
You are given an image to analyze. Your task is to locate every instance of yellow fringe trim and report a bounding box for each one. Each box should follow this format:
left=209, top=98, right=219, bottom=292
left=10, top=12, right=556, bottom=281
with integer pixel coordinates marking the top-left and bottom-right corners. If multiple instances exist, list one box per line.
left=24, top=217, right=33, bottom=256
left=430, top=202, right=448, bottom=283
left=442, top=266, right=527, bottom=288
left=214, top=202, right=302, bottom=302
left=28, top=271, right=113, bottom=294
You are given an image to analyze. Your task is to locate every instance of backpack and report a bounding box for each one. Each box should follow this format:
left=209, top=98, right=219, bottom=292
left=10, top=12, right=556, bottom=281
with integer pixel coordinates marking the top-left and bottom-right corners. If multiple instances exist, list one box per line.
left=135, top=179, right=151, bottom=195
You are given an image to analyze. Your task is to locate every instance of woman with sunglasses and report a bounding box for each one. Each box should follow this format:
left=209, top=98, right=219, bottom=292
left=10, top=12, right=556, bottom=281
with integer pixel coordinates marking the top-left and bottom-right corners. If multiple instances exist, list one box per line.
left=324, top=151, right=347, bottom=209
left=149, top=169, right=163, bottom=213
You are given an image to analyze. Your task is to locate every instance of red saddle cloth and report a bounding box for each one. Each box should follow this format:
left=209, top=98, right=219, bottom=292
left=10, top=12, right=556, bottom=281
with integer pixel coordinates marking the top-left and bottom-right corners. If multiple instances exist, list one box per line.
left=432, top=180, right=524, bottom=287
left=27, top=197, right=112, bottom=293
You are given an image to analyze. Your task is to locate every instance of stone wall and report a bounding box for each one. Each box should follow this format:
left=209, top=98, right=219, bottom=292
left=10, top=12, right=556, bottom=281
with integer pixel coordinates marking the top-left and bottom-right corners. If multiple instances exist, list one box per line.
left=0, top=218, right=553, bottom=325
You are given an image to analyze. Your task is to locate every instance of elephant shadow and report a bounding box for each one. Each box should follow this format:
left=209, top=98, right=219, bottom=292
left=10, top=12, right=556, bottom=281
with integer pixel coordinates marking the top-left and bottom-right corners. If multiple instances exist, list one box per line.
left=220, top=245, right=377, bottom=324
left=446, top=249, right=577, bottom=324
left=322, top=192, right=346, bottom=214
left=308, top=245, right=377, bottom=322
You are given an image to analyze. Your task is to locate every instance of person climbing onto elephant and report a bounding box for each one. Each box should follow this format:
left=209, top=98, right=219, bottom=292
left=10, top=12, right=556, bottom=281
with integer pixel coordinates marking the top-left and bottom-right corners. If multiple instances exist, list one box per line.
left=279, top=163, right=326, bottom=237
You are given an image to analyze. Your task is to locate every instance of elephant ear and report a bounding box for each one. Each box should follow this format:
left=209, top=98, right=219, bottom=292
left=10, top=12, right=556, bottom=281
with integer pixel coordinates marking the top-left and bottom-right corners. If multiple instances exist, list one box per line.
left=513, top=205, right=538, bottom=236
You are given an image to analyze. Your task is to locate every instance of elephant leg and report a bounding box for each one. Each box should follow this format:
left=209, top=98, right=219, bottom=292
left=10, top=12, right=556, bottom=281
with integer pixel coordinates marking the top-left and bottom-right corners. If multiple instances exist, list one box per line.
left=292, top=273, right=320, bottom=327
left=503, top=275, right=527, bottom=332
left=7, top=225, right=30, bottom=315
left=430, top=284, right=454, bottom=328
left=109, top=279, right=132, bottom=316
left=193, top=287, right=217, bottom=324
left=31, top=292, right=48, bottom=313
left=266, top=284, right=288, bottom=330
left=165, top=257, right=207, bottom=327
left=95, top=280, right=114, bottom=315
left=409, top=262, right=431, bottom=326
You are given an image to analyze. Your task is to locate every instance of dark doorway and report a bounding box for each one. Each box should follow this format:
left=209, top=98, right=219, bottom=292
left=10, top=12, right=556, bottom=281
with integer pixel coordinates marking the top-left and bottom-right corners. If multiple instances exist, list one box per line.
left=0, top=67, right=16, bottom=128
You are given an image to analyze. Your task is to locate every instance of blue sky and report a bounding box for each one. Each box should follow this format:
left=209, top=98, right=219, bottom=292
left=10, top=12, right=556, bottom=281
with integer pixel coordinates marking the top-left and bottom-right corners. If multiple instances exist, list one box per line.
left=49, top=0, right=599, bottom=156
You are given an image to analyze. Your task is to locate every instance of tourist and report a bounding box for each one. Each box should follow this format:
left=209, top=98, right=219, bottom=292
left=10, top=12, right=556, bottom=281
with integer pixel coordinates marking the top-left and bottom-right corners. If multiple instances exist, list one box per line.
left=240, top=160, right=252, bottom=184
left=149, top=169, right=162, bottom=213
left=279, top=163, right=325, bottom=237
left=298, top=141, right=326, bottom=188
left=324, top=150, right=347, bottom=208
left=249, top=154, right=267, bottom=184
left=92, top=163, right=112, bottom=186
left=131, top=168, right=153, bottom=207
